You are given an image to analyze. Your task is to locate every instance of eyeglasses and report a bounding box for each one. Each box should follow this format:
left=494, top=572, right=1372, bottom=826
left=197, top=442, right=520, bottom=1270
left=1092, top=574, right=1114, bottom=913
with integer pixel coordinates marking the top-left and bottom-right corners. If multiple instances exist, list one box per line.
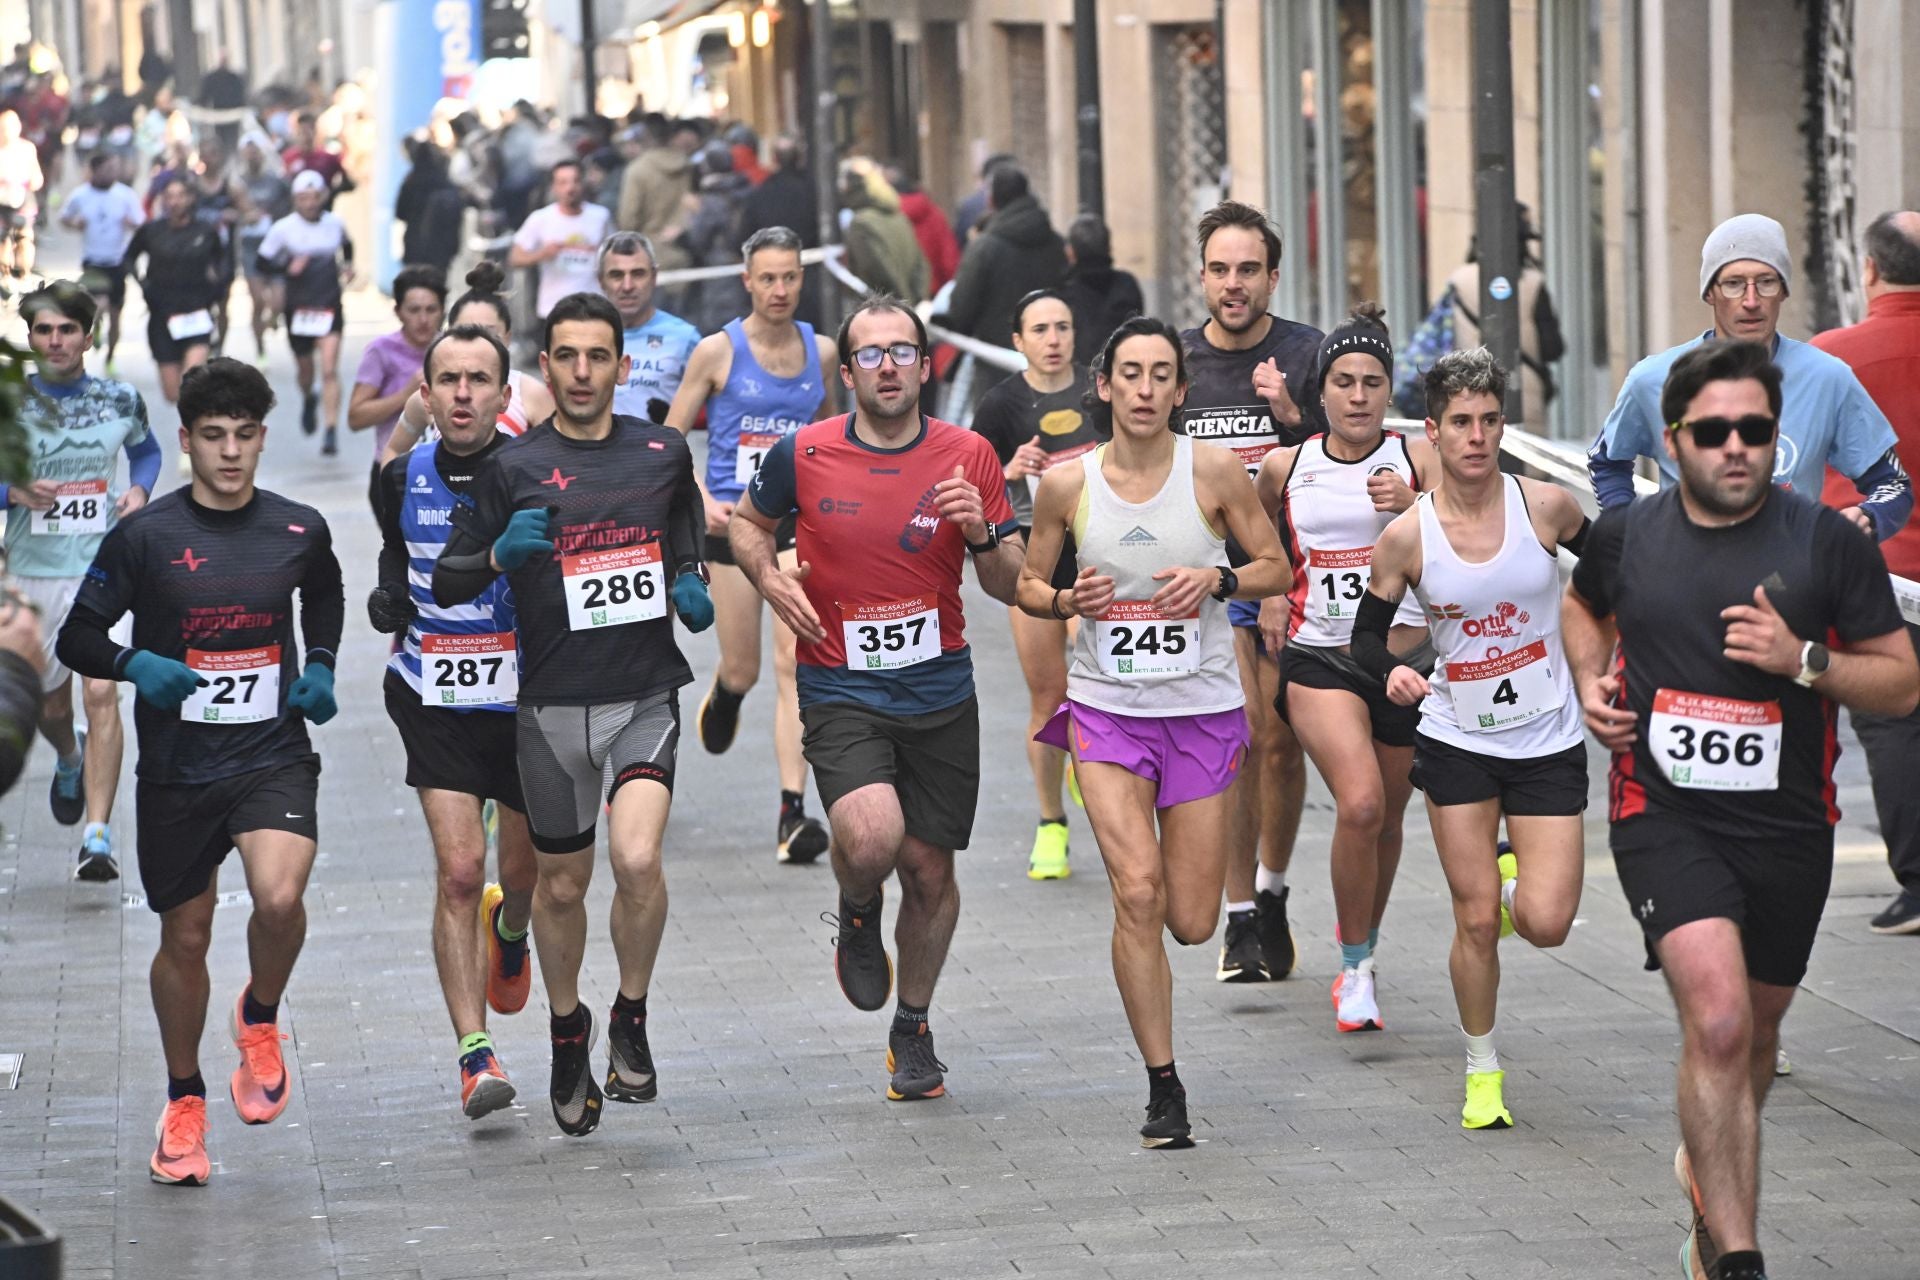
left=1713, top=274, right=1784, bottom=301
left=851, top=343, right=923, bottom=370
left=1668, top=415, right=1777, bottom=448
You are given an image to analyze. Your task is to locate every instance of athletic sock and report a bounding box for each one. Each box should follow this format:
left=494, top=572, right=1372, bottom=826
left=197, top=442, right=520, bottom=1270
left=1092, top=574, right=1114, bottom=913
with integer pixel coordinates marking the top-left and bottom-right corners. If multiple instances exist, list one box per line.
left=1255, top=865, right=1286, bottom=895
left=779, top=789, right=805, bottom=819
left=612, top=992, right=647, bottom=1023
left=1463, top=1026, right=1500, bottom=1074
left=82, top=821, right=110, bottom=845
left=710, top=680, right=745, bottom=707
left=1714, top=1251, right=1767, bottom=1280
left=1340, top=940, right=1371, bottom=971
left=168, top=1071, right=206, bottom=1101
left=56, top=750, right=81, bottom=772
left=1145, top=1060, right=1181, bottom=1094
left=892, top=1001, right=929, bottom=1036
left=241, top=988, right=278, bottom=1025
left=1038, top=816, right=1067, bottom=828
left=846, top=892, right=880, bottom=917
left=550, top=1004, right=588, bottom=1038
left=493, top=905, right=528, bottom=944
left=1225, top=899, right=1255, bottom=915
left=459, top=1031, right=493, bottom=1057
left=1367, top=927, right=1380, bottom=957
left=1501, top=876, right=1517, bottom=914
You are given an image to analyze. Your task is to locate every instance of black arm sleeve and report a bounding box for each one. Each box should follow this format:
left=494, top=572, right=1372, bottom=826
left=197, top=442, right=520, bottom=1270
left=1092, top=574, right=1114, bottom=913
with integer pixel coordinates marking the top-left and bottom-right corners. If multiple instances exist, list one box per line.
left=1349, top=591, right=1405, bottom=683
left=299, top=519, right=346, bottom=669
left=375, top=456, right=410, bottom=597
left=56, top=526, right=140, bottom=680
left=1560, top=516, right=1592, bottom=558
left=56, top=599, right=130, bottom=681
left=666, top=440, right=706, bottom=579
left=434, top=462, right=511, bottom=606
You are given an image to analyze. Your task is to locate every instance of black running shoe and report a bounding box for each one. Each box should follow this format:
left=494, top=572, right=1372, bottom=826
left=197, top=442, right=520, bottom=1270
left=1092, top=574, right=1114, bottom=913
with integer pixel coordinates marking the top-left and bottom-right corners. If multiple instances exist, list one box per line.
left=300, top=391, right=318, bottom=436
left=605, top=1009, right=657, bottom=1103
left=1141, top=1084, right=1194, bottom=1149
left=549, top=1009, right=603, bottom=1136
left=74, top=845, right=119, bottom=883
left=778, top=809, right=829, bottom=865
left=319, top=427, right=338, bottom=457
left=696, top=679, right=744, bottom=754
left=885, top=1024, right=947, bottom=1101
left=1255, top=886, right=1295, bottom=979
left=1215, top=910, right=1270, bottom=982
left=827, top=888, right=893, bottom=1011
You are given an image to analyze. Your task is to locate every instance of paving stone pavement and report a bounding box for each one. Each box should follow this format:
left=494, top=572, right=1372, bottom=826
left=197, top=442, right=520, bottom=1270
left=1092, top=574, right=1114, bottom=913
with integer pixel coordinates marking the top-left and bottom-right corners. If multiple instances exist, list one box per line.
left=1, top=226, right=1917, bottom=1279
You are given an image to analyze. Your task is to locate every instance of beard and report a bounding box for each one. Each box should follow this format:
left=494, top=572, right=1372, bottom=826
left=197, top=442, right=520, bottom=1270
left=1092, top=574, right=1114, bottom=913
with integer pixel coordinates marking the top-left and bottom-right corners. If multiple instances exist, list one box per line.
left=1679, top=451, right=1774, bottom=519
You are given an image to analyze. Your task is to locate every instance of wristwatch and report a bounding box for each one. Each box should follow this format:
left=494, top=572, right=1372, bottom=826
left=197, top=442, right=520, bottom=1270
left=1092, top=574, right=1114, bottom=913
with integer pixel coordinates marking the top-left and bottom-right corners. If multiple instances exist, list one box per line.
left=1212, top=566, right=1239, bottom=602
left=1793, top=640, right=1831, bottom=688
left=964, top=524, right=1000, bottom=555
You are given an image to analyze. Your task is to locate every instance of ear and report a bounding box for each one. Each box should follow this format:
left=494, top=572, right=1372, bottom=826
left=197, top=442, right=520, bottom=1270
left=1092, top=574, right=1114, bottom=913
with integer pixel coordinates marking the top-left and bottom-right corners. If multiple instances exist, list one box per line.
left=1661, top=425, right=1680, bottom=465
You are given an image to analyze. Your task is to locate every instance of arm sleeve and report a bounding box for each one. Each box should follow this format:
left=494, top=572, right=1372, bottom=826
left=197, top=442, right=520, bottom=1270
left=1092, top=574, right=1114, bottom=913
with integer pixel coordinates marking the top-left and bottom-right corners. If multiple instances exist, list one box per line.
left=55, top=528, right=141, bottom=680
left=1587, top=431, right=1640, bottom=510
left=1348, top=591, right=1403, bottom=682
left=666, top=437, right=705, bottom=576
left=124, top=430, right=161, bottom=494
left=745, top=433, right=799, bottom=519
left=118, top=221, right=143, bottom=272
left=434, top=459, right=512, bottom=606
left=375, top=456, right=410, bottom=596
left=1848, top=446, right=1914, bottom=544
left=1588, top=367, right=1657, bottom=509
left=1819, top=508, right=1906, bottom=643
left=1567, top=506, right=1629, bottom=617
left=298, top=518, right=345, bottom=670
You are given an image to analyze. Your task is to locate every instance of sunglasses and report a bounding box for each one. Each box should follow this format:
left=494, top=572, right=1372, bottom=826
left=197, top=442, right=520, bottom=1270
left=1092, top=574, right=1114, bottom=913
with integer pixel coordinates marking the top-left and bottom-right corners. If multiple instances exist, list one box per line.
left=851, top=343, right=923, bottom=370
left=1668, top=415, right=1777, bottom=448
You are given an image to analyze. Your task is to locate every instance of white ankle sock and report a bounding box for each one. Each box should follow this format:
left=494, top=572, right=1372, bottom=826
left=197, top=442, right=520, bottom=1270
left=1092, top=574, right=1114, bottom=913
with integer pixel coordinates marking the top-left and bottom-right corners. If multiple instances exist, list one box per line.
left=1464, top=1026, right=1500, bottom=1074
left=1225, top=899, right=1255, bottom=915
left=1255, top=865, right=1286, bottom=895
left=1500, top=876, right=1517, bottom=914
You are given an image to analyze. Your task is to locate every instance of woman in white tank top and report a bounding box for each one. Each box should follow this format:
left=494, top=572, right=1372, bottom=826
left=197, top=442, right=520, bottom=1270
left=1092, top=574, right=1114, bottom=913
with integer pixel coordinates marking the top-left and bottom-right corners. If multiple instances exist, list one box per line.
left=1015, top=318, right=1289, bottom=1151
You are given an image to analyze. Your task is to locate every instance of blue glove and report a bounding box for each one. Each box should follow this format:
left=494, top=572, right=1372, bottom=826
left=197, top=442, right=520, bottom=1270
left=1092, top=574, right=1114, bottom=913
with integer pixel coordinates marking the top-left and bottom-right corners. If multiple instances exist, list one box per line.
left=671, top=570, right=714, bottom=632
left=287, top=662, right=337, bottom=724
left=492, top=506, right=555, bottom=572
left=124, top=650, right=206, bottom=710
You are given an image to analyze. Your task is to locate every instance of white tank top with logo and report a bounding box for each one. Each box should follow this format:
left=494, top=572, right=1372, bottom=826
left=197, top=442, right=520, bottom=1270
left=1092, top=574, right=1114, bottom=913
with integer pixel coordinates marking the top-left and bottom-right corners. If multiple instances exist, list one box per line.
left=1412, top=475, right=1582, bottom=757
left=1066, top=436, right=1243, bottom=718
left=1281, top=432, right=1426, bottom=646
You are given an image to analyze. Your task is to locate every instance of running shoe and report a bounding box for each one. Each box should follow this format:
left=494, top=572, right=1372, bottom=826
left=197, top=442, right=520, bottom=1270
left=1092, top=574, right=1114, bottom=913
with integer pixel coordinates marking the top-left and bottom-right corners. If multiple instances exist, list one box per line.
left=300, top=390, right=318, bottom=435
left=481, top=883, right=530, bottom=1015
left=1065, top=758, right=1083, bottom=809
left=605, top=1007, right=657, bottom=1102
left=696, top=679, right=744, bottom=754
left=228, top=989, right=291, bottom=1125
left=827, top=887, right=893, bottom=1011
left=885, top=1023, right=947, bottom=1100
left=1674, top=1144, right=1719, bottom=1280
left=75, top=826, right=118, bottom=882
left=149, top=1095, right=211, bottom=1186
left=1774, top=1045, right=1792, bottom=1076
left=1333, top=963, right=1382, bottom=1032
left=1461, top=1069, right=1512, bottom=1129
left=1255, top=886, right=1295, bottom=978
left=49, top=731, right=84, bottom=826
left=1140, top=1084, right=1194, bottom=1149
left=777, top=808, right=829, bottom=865
left=1027, top=822, right=1070, bottom=880
left=549, top=1008, right=603, bottom=1136
left=320, top=427, right=338, bottom=457
left=1869, top=890, right=1920, bottom=935
left=459, top=1045, right=516, bottom=1119
left=1497, top=846, right=1518, bottom=940
left=1215, top=911, right=1269, bottom=982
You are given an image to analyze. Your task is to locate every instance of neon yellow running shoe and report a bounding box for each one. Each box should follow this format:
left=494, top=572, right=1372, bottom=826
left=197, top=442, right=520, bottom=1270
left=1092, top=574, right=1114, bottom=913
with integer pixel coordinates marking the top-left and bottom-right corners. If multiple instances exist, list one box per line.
left=1027, top=822, right=1070, bottom=880
left=1065, top=758, right=1083, bottom=809
left=1497, top=846, right=1518, bottom=939
left=1462, top=1069, right=1512, bottom=1129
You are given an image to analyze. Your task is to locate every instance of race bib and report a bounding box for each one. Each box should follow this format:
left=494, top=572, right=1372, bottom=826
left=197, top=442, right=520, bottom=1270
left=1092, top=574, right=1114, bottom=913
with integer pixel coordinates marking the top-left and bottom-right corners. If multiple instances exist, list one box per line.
left=1095, top=601, right=1198, bottom=677
left=166, top=309, right=214, bottom=341
left=561, top=542, right=664, bottom=630
left=290, top=307, right=334, bottom=337
left=1446, top=640, right=1558, bottom=732
left=107, top=125, right=134, bottom=147
left=733, top=431, right=783, bottom=486
left=77, top=128, right=101, bottom=150
left=1648, top=689, right=1782, bottom=791
left=1024, top=440, right=1099, bottom=500
left=556, top=247, right=597, bottom=273
left=30, top=481, right=110, bottom=536
left=1305, top=547, right=1372, bottom=622
left=843, top=597, right=940, bottom=671
left=180, top=645, right=281, bottom=725
left=420, top=632, right=518, bottom=707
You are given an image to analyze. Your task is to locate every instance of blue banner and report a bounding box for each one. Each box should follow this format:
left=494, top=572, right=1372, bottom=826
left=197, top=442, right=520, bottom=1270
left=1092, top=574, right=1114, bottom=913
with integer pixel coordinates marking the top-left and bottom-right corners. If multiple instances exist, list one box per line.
left=373, top=0, right=481, bottom=290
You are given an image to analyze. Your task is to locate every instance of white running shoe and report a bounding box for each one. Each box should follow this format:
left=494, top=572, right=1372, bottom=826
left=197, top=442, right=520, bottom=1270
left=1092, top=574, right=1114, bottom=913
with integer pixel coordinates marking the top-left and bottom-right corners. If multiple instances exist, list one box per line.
left=1334, top=965, right=1382, bottom=1032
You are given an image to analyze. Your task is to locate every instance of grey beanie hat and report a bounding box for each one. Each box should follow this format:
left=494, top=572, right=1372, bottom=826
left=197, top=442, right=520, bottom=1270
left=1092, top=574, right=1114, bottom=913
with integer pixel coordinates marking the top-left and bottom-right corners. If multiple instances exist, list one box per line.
left=1699, top=213, right=1792, bottom=299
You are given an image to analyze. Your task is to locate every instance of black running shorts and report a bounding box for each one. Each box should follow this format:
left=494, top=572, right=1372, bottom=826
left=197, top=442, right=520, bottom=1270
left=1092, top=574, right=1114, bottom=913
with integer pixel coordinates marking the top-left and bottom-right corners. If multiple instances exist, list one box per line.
left=383, top=672, right=526, bottom=811
left=1277, top=641, right=1425, bottom=749
left=705, top=512, right=796, bottom=566
left=81, top=260, right=127, bottom=309
left=135, top=754, right=320, bottom=914
left=1611, top=814, right=1833, bottom=987
left=146, top=311, right=214, bottom=366
left=1410, top=733, right=1588, bottom=816
left=800, top=696, right=980, bottom=851
left=515, top=693, right=680, bottom=853
left=287, top=304, right=344, bottom=357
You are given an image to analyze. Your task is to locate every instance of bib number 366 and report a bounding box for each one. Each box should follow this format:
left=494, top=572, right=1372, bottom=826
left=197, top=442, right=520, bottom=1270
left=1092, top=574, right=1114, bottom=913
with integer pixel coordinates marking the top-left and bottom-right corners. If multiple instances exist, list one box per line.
left=1648, top=689, right=1781, bottom=791
left=561, top=543, right=665, bottom=630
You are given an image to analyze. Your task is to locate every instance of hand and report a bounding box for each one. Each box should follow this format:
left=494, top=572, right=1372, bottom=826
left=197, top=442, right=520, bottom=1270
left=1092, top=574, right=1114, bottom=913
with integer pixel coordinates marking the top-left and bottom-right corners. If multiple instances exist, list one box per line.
left=702, top=491, right=735, bottom=536
left=1069, top=564, right=1116, bottom=619
left=1252, top=357, right=1301, bottom=427
left=934, top=466, right=988, bottom=543
left=1007, top=436, right=1047, bottom=481
left=124, top=650, right=206, bottom=710
left=287, top=662, right=338, bottom=724
left=1258, top=594, right=1290, bottom=657
left=543, top=240, right=565, bottom=263
left=116, top=485, right=149, bottom=518
left=671, top=570, right=714, bottom=632
left=14, top=479, right=60, bottom=512
left=1580, top=671, right=1638, bottom=748
left=1150, top=565, right=1215, bottom=617
left=366, top=584, right=418, bottom=634
left=1384, top=665, right=1431, bottom=707
left=763, top=559, right=825, bottom=644
left=1839, top=505, right=1874, bottom=537
left=288, top=254, right=309, bottom=276
left=1721, top=584, right=1802, bottom=676
left=1367, top=470, right=1416, bottom=513
left=491, top=506, right=555, bottom=572
left=0, top=589, right=44, bottom=674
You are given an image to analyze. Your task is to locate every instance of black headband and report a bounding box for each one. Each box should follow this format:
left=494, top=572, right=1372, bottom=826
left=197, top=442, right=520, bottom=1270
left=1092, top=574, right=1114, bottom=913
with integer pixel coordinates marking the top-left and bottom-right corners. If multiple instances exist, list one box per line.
left=1316, top=328, right=1394, bottom=390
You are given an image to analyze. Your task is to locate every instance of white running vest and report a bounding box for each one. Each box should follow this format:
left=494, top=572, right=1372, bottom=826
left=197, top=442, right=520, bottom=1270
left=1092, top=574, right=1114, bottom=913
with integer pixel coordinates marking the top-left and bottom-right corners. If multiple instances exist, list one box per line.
left=1281, top=432, right=1425, bottom=646
left=1412, top=475, right=1582, bottom=756
left=1066, top=436, right=1243, bottom=717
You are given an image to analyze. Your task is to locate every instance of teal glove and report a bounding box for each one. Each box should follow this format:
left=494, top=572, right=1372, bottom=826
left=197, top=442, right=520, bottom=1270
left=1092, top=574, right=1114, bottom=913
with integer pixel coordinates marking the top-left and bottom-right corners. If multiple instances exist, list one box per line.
left=124, top=650, right=207, bottom=710
left=287, top=662, right=337, bottom=724
left=671, top=570, right=714, bottom=632
left=493, top=506, right=555, bottom=572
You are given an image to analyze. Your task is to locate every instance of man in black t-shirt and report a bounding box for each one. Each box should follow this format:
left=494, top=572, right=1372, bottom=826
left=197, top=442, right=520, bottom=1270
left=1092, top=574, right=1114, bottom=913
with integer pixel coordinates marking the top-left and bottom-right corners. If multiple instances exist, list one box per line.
left=1564, top=341, right=1919, bottom=1280
left=57, top=359, right=344, bottom=1187
left=120, top=176, right=225, bottom=409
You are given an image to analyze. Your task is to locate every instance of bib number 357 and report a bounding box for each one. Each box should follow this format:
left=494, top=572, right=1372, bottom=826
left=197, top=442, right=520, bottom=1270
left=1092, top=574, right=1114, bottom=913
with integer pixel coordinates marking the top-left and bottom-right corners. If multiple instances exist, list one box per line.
left=1648, top=689, right=1782, bottom=791
left=561, top=543, right=665, bottom=630
left=843, top=597, right=940, bottom=670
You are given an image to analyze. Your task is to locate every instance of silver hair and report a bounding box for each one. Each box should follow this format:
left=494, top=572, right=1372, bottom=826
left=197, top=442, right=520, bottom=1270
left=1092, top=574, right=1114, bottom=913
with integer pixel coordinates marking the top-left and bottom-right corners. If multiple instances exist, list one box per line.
left=1422, top=345, right=1509, bottom=421
left=741, top=224, right=804, bottom=264
left=597, top=231, right=657, bottom=274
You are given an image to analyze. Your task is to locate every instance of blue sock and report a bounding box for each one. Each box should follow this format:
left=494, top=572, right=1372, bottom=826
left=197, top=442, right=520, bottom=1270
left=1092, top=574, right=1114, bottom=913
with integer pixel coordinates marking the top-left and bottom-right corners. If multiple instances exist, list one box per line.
left=1367, top=928, right=1380, bottom=957
left=168, top=1071, right=206, bottom=1101
left=1340, top=940, right=1370, bottom=971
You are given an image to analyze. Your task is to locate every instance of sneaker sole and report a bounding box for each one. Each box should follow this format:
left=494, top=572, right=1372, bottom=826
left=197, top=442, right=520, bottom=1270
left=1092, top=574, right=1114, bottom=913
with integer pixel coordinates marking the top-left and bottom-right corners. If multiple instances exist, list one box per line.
left=1869, top=915, right=1920, bottom=935
left=778, top=821, right=829, bottom=865
left=1679, top=1234, right=1708, bottom=1280
left=1140, top=1132, right=1195, bottom=1150
left=149, top=1160, right=208, bottom=1186
left=1462, top=1112, right=1512, bottom=1130
left=834, top=945, right=894, bottom=1012
left=74, top=854, right=119, bottom=882
left=883, top=1047, right=945, bottom=1101
left=463, top=1073, right=517, bottom=1119
left=1336, top=1015, right=1383, bottom=1033
left=1027, top=864, right=1070, bottom=881
left=604, top=1052, right=658, bottom=1103
left=696, top=684, right=739, bottom=754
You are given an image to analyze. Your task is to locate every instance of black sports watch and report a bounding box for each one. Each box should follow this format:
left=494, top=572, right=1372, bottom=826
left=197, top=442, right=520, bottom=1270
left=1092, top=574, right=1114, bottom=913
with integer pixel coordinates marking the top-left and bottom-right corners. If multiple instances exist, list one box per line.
left=964, top=524, right=1000, bottom=555
left=1212, top=566, right=1239, bottom=602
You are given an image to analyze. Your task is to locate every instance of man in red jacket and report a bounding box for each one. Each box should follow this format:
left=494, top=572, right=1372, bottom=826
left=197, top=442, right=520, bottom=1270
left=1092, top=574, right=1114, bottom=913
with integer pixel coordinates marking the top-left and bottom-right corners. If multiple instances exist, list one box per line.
left=1817, top=210, right=1920, bottom=935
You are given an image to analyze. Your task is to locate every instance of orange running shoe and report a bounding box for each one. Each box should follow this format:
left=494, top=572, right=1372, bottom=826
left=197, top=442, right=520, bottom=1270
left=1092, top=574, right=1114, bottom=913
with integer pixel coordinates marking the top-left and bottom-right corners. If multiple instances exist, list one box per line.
left=150, top=1095, right=210, bottom=1185
left=460, top=1044, right=517, bottom=1119
left=229, top=989, right=291, bottom=1125
left=482, top=883, right=531, bottom=1015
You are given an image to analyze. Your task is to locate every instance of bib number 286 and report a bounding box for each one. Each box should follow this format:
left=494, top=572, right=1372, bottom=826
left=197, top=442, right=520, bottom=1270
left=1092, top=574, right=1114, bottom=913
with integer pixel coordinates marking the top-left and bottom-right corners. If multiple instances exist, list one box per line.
left=561, top=543, right=665, bottom=630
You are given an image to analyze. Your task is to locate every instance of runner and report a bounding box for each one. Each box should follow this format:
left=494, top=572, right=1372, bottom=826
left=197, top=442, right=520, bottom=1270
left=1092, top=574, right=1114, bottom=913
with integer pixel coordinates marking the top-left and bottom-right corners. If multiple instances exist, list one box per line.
left=971, top=288, right=1099, bottom=880
left=10, top=282, right=160, bottom=880
left=507, top=159, right=613, bottom=323
left=433, top=291, right=715, bottom=1137
left=666, top=225, right=838, bottom=864
left=0, top=109, right=43, bottom=284
left=1563, top=339, right=1919, bottom=1280
left=1255, top=304, right=1436, bottom=998
left=599, top=232, right=699, bottom=423
left=258, top=171, right=352, bottom=453
left=230, top=131, right=293, bottom=367
left=1018, top=315, right=1287, bottom=1147
left=1352, top=347, right=1589, bottom=1128
left=1181, top=199, right=1325, bottom=984
left=55, top=357, right=344, bottom=1187
left=376, top=262, right=558, bottom=469
left=370, top=323, right=537, bottom=1121
left=732, top=296, right=1024, bottom=1101
left=348, top=265, right=446, bottom=464
left=188, top=135, right=239, bottom=356
left=121, top=175, right=225, bottom=408
left=58, top=153, right=143, bottom=372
